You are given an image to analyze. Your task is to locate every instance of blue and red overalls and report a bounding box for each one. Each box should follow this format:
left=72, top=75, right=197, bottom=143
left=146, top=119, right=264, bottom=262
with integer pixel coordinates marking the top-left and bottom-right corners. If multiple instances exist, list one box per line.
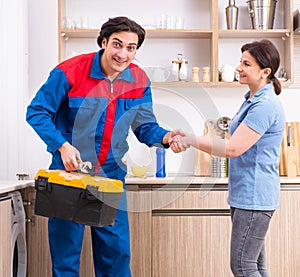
left=26, top=50, right=168, bottom=277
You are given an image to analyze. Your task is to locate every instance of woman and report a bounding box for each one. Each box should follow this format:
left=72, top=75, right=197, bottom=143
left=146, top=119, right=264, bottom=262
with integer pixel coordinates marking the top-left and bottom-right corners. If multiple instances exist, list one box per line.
left=171, top=40, right=285, bottom=276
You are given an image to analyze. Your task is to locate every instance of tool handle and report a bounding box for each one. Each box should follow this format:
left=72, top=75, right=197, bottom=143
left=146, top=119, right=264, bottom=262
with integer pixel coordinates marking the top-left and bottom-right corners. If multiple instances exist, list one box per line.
left=287, top=125, right=292, bottom=146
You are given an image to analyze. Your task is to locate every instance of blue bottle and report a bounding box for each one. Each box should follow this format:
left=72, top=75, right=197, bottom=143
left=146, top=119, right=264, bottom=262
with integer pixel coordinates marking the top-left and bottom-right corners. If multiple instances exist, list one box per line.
left=156, top=148, right=166, bottom=178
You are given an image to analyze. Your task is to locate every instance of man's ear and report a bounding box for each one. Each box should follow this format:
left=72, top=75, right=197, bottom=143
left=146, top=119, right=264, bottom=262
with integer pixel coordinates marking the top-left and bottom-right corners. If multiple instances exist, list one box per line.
left=102, top=38, right=107, bottom=49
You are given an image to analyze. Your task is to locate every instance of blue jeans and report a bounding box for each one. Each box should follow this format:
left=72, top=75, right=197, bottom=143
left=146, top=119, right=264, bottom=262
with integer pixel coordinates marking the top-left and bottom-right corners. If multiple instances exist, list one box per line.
left=230, top=207, right=274, bottom=277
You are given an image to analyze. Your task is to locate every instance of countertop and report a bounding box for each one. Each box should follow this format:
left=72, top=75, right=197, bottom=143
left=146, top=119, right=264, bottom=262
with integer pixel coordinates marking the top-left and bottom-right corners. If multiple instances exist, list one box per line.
left=0, top=180, right=34, bottom=195
left=125, top=175, right=300, bottom=185
left=0, top=176, right=299, bottom=195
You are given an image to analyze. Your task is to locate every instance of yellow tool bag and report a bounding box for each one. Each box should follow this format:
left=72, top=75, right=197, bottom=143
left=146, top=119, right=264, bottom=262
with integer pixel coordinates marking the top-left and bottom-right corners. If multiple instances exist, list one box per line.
left=34, top=169, right=124, bottom=227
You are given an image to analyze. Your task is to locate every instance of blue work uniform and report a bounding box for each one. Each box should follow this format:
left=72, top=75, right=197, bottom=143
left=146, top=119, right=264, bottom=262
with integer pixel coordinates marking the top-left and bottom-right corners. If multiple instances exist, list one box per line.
left=26, top=50, right=169, bottom=277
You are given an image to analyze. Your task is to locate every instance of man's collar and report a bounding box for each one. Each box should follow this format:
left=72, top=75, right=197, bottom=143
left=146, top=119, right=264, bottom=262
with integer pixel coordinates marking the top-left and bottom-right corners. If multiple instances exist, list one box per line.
left=90, top=49, right=135, bottom=82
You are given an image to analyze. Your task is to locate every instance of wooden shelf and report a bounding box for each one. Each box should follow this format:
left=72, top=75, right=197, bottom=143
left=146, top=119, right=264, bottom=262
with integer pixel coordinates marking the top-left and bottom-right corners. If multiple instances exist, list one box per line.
left=58, top=0, right=293, bottom=85
left=60, top=29, right=213, bottom=39
left=145, top=29, right=212, bottom=39
left=151, top=80, right=291, bottom=87
left=151, top=81, right=243, bottom=88
left=151, top=81, right=213, bottom=87
left=60, top=29, right=99, bottom=38
left=218, top=29, right=291, bottom=39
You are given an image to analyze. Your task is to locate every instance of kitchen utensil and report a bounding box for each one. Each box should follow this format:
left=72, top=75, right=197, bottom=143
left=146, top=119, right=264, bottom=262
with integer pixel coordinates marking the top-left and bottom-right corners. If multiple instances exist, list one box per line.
left=247, top=0, right=277, bottom=30
left=192, top=67, right=200, bottom=82
left=194, top=117, right=230, bottom=176
left=194, top=120, right=212, bottom=176
left=79, top=161, right=92, bottom=174
left=170, top=61, right=179, bottom=81
left=179, top=59, right=188, bottom=81
left=226, top=0, right=238, bottom=30
left=131, top=166, right=148, bottom=178
left=279, top=122, right=300, bottom=176
left=210, top=156, right=227, bottom=178
left=221, top=65, right=235, bottom=82
left=151, top=67, right=170, bottom=82
left=202, top=67, right=210, bottom=82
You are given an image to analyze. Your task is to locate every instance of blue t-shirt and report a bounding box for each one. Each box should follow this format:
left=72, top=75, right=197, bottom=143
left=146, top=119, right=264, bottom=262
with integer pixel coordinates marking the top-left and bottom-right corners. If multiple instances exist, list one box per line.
left=228, top=84, right=285, bottom=210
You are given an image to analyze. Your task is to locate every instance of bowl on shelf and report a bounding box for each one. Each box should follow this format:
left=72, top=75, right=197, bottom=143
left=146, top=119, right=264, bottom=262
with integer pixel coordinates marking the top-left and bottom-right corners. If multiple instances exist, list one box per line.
left=131, top=166, right=148, bottom=178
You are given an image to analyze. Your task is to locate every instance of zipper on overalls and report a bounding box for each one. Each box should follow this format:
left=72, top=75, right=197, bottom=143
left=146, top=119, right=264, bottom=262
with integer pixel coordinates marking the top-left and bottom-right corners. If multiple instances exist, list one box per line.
left=109, top=80, right=114, bottom=93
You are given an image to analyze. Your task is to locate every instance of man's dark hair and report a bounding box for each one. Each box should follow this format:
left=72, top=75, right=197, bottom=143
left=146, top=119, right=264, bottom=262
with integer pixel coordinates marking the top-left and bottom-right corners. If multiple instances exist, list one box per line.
left=97, top=16, right=145, bottom=49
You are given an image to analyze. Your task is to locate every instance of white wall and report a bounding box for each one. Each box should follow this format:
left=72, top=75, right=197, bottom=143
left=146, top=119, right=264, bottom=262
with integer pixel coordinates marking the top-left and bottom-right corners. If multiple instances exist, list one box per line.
left=0, top=0, right=57, bottom=179
left=1, top=0, right=299, bottom=179
left=23, top=0, right=58, bottom=179
left=0, top=0, right=28, bottom=179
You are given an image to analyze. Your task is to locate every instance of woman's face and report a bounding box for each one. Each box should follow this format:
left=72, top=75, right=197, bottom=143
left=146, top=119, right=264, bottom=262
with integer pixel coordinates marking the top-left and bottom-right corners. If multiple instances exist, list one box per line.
left=236, top=50, right=267, bottom=87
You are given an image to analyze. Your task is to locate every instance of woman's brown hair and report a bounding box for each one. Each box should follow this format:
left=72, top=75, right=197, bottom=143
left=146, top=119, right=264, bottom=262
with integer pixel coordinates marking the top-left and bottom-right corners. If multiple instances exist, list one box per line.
left=241, top=40, right=282, bottom=95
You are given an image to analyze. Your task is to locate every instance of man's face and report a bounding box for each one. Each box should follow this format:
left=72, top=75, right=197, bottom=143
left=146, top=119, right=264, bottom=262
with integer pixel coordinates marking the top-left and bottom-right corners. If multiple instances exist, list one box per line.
left=100, top=31, right=138, bottom=78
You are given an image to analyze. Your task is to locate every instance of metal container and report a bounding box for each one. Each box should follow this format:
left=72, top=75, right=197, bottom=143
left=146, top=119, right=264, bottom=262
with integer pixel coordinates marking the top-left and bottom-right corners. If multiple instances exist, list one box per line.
left=226, top=0, right=239, bottom=30
left=210, top=156, right=227, bottom=178
left=247, top=0, right=277, bottom=30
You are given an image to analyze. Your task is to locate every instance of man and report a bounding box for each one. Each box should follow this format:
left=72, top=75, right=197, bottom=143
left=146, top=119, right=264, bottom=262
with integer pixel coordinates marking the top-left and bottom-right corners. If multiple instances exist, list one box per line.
left=26, top=16, right=182, bottom=276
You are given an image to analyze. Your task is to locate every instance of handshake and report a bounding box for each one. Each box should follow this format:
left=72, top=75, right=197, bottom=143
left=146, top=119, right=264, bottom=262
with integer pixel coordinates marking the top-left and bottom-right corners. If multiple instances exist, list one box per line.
left=166, top=129, right=225, bottom=157
left=165, top=129, right=191, bottom=153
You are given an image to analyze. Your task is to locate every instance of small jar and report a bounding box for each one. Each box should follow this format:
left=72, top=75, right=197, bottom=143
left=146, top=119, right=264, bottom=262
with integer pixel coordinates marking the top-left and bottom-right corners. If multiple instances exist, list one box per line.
left=202, top=67, right=210, bottom=82
left=192, top=67, right=200, bottom=82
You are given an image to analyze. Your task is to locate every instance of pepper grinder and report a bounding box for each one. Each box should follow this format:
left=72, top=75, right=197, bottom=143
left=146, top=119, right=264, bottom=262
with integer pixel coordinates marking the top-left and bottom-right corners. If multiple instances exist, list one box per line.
left=225, top=0, right=238, bottom=30
left=192, top=67, right=200, bottom=82
left=202, top=67, right=210, bottom=82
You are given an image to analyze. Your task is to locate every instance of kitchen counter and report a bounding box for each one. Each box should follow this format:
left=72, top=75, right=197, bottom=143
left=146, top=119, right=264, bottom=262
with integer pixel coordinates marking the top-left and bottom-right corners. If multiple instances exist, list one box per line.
left=0, top=180, right=34, bottom=194
left=124, top=175, right=300, bottom=277
left=125, top=175, right=300, bottom=185
left=0, top=176, right=298, bottom=194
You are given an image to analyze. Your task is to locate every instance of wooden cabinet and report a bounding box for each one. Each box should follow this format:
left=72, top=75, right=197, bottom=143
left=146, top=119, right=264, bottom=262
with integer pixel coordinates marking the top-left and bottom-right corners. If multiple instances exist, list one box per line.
left=265, top=187, right=300, bottom=276
left=151, top=188, right=232, bottom=277
left=152, top=213, right=232, bottom=277
left=23, top=185, right=300, bottom=276
left=150, top=186, right=300, bottom=277
left=128, top=184, right=300, bottom=277
left=57, top=0, right=294, bottom=86
left=22, top=187, right=95, bottom=277
left=0, top=196, right=12, bottom=277
left=127, top=190, right=152, bottom=277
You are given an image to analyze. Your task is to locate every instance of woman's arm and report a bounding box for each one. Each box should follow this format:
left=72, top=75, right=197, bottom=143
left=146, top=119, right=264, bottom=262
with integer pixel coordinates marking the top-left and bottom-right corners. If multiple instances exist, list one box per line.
left=173, top=122, right=261, bottom=158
